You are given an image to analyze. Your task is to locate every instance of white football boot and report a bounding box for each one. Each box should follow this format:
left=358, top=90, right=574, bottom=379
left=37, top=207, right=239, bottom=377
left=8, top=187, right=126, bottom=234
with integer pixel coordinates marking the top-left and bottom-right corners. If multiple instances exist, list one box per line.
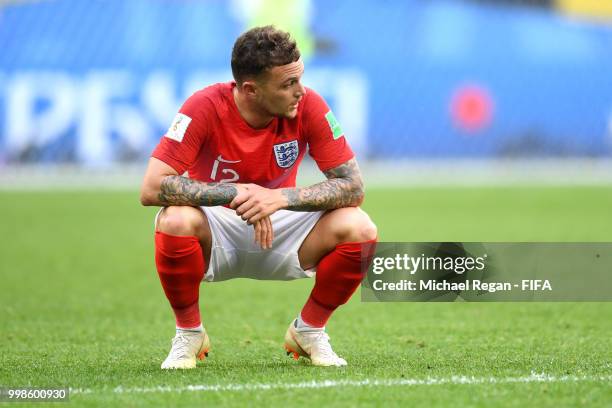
left=161, top=329, right=210, bottom=369
left=284, top=319, right=347, bottom=367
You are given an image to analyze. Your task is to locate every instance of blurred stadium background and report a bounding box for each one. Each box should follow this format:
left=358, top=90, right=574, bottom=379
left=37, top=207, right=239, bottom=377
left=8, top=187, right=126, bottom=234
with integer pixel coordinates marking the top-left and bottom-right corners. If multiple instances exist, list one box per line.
left=2, top=2, right=612, bottom=405
left=1, top=0, right=612, bottom=187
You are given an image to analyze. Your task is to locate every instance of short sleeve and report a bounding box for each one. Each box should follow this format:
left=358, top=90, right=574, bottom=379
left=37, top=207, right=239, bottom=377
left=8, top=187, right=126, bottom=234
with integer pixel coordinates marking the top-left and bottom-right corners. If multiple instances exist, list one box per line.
left=301, top=89, right=354, bottom=172
left=151, top=92, right=212, bottom=174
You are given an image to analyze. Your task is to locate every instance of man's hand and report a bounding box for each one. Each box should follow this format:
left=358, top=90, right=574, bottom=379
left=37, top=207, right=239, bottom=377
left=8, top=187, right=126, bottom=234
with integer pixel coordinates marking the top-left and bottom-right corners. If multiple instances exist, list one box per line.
left=253, top=215, right=274, bottom=250
left=232, top=185, right=278, bottom=249
left=230, top=184, right=288, bottom=224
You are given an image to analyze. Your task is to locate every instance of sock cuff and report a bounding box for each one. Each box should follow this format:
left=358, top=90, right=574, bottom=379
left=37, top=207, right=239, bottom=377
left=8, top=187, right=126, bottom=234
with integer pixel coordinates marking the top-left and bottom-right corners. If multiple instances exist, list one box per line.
left=334, top=239, right=378, bottom=260
left=155, top=231, right=201, bottom=257
left=335, top=238, right=378, bottom=250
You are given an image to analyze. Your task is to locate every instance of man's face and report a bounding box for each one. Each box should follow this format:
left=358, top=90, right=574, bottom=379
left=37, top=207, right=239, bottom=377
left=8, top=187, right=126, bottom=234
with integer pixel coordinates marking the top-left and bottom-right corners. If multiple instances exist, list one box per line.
left=254, top=59, right=306, bottom=119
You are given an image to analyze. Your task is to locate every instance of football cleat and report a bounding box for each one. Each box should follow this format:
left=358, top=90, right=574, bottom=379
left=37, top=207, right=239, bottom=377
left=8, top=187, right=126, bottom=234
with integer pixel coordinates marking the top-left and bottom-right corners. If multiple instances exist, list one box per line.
left=161, top=329, right=210, bottom=369
left=284, top=319, right=347, bottom=367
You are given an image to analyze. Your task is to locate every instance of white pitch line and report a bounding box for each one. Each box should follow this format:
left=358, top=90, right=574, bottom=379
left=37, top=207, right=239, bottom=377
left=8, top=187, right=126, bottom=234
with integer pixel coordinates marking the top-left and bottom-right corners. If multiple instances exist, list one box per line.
left=70, top=372, right=612, bottom=395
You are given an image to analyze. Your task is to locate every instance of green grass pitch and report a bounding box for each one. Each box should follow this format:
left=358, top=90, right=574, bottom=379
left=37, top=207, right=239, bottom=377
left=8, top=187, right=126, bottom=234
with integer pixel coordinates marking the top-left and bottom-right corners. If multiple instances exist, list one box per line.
left=1, top=187, right=611, bottom=407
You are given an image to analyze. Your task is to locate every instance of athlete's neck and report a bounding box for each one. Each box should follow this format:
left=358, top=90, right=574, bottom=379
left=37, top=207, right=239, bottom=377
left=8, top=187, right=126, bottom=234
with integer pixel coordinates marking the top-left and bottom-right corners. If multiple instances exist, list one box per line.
left=233, top=87, right=274, bottom=129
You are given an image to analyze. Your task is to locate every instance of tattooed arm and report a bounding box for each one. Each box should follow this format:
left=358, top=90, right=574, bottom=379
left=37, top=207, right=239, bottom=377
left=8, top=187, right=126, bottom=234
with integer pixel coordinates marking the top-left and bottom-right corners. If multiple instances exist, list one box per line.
left=230, top=158, right=364, bottom=224
left=140, top=157, right=244, bottom=207
left=157, top=176, right=239, bottom=206
left=281, top=158, right=364, bottom=211
left=141, top=157, right=274, bottom=249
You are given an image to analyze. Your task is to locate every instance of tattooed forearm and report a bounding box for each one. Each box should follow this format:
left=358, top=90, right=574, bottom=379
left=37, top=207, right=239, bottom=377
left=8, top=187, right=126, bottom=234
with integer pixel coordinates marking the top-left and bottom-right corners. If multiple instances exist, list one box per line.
left=158, top=175, right=238, bottom=206
left=281, top=158, right=364, bottom=211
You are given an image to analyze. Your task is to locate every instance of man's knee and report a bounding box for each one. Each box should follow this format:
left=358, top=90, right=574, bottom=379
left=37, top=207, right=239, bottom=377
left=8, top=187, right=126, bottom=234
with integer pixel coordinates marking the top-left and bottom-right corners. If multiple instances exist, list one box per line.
left=331, top=207, right=377, bottom=243
left=157, top=206, right=207, bottom=237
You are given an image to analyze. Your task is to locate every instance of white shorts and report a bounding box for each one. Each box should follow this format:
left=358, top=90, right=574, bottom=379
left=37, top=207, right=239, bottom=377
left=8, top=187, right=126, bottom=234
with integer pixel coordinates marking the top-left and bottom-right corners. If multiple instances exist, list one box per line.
left=200, top=206, right=324, bottom=282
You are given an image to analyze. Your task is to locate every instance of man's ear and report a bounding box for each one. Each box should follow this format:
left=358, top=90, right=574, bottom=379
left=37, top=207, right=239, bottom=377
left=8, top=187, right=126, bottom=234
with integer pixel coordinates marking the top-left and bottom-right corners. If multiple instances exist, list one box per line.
left=240, top=80, right=258, bottom=98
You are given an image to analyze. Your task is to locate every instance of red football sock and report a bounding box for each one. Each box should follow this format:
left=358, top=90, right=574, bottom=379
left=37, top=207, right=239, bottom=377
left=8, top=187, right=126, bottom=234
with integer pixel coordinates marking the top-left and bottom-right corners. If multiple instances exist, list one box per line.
left=155, top=231, right=205, bottom=329
left=301, top=239, right=377, bottom=328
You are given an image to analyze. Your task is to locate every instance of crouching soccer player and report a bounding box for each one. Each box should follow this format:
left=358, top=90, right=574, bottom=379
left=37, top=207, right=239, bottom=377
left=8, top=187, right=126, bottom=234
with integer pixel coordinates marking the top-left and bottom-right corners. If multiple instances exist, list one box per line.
left=140, top=25, right=377, bottom=368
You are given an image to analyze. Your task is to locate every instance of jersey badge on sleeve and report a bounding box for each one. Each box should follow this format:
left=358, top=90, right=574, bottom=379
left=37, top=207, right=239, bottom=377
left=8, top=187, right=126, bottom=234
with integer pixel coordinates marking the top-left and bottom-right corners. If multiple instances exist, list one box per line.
left=273, top=140, right=299, bottom=168
left=325, top=110, right=343, bottom=140
left=165, top=113, right=192, bottom=142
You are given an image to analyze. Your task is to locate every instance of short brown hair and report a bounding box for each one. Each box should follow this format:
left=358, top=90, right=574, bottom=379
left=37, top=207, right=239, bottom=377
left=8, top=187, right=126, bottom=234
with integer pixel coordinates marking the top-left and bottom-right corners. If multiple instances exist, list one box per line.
left=231, top=26, right=301, bottom=85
